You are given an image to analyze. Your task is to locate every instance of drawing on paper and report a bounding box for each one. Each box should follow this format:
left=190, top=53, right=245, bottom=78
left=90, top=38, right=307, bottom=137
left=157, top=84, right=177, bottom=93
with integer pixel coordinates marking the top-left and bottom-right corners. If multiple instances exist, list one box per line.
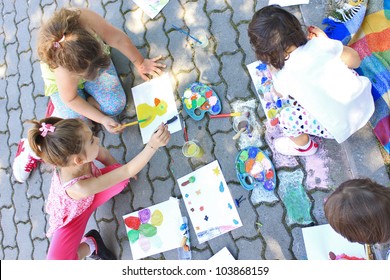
left=132, top=73, right=181, bottom=144
left=177, top=160, right=242, bottom=243
left=123, top=198, right=183, bottom=260
left=302, top=224, right=366, bottom=260
left=132, top=0, right=170, bottom=19
left=136, top=98, right=168, bottom=128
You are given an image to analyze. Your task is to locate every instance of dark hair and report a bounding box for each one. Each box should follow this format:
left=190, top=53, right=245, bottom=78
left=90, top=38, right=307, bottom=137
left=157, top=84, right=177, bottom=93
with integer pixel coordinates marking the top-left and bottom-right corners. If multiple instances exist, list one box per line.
left=324, top=178, right=390, bottom=244
left=37, top=8, right=111, bottom=80
left=28, top=117, right=87, bottom=167
left=248, top=5, right=307, bottom=69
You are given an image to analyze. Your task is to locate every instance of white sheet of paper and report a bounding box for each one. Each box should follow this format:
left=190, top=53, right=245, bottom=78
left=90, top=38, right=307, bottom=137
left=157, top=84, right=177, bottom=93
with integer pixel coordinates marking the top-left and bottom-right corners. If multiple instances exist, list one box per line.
left=302, top=224, right=366, bottom=260
left=209, top=247, right=235, bottom=260
left=268, top=0, right=309, bottom=7
left=132, top=73, right=181, bottom=144
left=123, top=197, right=183, bottom=260
left=177, top=160, right=242, bottom=243
left=132, top=0, right=170, bottom=18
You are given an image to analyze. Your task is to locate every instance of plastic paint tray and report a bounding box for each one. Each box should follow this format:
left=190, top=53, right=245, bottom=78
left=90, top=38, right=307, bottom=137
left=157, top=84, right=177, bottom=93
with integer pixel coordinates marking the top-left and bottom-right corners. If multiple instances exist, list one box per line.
left=235, top=146, right=276, bottom=191
left=182, top=82, right=221, bottom=121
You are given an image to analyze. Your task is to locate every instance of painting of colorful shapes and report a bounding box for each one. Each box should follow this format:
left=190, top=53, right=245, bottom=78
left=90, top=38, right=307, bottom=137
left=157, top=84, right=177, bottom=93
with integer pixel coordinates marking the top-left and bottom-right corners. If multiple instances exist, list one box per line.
left=132, top=0, right=170, bottom=19
left=123, top=197, right=184, bottom=260
left=177, top=160, right=242, bottom=244
left=246, top=61, right=291, bottom=126
left=132, top=73, right=181, bottom=144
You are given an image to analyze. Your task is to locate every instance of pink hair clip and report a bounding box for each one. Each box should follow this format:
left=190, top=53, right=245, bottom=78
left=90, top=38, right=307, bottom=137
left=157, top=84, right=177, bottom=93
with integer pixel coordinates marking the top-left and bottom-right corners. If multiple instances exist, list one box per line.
left=53, top=34, right=66, bottom=49
left=39, top=123, right=56, bottom=137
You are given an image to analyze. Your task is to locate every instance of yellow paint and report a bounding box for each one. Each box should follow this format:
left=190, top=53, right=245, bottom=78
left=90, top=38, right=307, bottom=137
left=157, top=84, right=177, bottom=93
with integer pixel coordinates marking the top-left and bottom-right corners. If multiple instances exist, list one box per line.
left=137, top=98, right=168, bottom=128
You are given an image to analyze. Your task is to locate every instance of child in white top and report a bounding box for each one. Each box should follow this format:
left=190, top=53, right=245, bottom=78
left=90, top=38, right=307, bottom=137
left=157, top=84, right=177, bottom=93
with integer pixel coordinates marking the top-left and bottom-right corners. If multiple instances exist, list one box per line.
left=248, top=5, right=374, bottom=156
left=27, top=117, right=170, bottom=259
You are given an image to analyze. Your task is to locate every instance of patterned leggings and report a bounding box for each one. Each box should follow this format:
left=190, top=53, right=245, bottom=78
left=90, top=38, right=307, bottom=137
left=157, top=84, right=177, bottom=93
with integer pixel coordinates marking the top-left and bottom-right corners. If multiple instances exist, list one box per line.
left=279, top=105, right=334, bottom=139
left=50, top=61, right=126, bottom=122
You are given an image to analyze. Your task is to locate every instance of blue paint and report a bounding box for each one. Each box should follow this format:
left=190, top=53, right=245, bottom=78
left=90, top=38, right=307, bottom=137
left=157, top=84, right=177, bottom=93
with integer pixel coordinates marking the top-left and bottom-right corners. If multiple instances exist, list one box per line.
left=228, top=203, right=232, bottom=209
left=180, top=223, right=188, bottom=231
left=219, top=181, right=224, bottom=192
left=185, top=193, right=189, bottom=198
left=233, top=219, right=239, bottom=225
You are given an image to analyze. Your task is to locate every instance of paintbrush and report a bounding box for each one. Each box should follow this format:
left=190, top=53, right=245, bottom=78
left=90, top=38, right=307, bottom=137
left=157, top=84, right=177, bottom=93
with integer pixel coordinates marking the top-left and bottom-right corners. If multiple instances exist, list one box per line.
left=163, top=110, right=183, bottom=125
left=210, top=112, right=249, bottom=118
left=172, top=24, right=203, bottom=44
left=115, top=118, right=149, bottom=131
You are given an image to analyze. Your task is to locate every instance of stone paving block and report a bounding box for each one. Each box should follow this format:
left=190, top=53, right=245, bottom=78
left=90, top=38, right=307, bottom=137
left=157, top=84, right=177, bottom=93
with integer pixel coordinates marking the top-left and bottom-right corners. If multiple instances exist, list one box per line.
left=213, top=132, right=240, bottom=183
left=3, top=12, right=17, bottom=45
left=208, top=232, right=238, bottom=259
left=16, top=19, right=31, bottom=53
left=210, top=11, right=238, bottom=55
left=34, top=95, right=48, bottom=119
left=28, top=169, right=47, bottom=199
left=13, top=183, right=30, bottom=222
left=15, top=0, right=28, bottom=22
left=175, top=69, right=204, bottom=98
left=131, top=170, right=154, bottom=210
left=16, top=222, right=33, bottom=259
left=41, top=3, right=57, bottom=23
left=105, top=2, right=123, bottom=29
left=27, top=3, right=42, bottom=30
left=256, top=203, right=293, bottom=260
left=20, top=84, right=36, bottom=121
left=97, top=219, right=120, bottom=257
left=9, top=110, right=23, bottom=140
left=291, top=227, right=308, bottom=260
left=342, top=124, right=390, bottom=186
left=124, top=9, right=146, bottom=47
left=0, top=133, right=11, bottom=167
left=149, top=148, right=170, bottom=178
left=227, top=0, right=254, bottom=24
left=152, top=178, right=175, bottom=204
left=95, top=195, right=116, bottom=221
left=145, top=19, right=170, bottom=59
left=1, top=207, right=17, bottom=247
left=191, top=247, right=213, bottom=260
left=4, top=248, right=18, bottom=260
left=230, top=183, right=260, bottom=239
left=32, top=238, right=49, bottom=260
left=30, top=197, right=47, bottom=240
left=205, top=0, right=226, bottom=12
left=0, top=169, right=12, bottom=207
left=300, top=0, right=328, bottom=29
left=236, top=237, right=263, bottom=260
left=310, top=190, right=329, bottom=225
left=32, top=61, right=44, bottom=95
left=194, top=50, right=221, bottom=85
left=6, top=75, right=20, bottom=109
left=183, top=0, right=208, bottom=30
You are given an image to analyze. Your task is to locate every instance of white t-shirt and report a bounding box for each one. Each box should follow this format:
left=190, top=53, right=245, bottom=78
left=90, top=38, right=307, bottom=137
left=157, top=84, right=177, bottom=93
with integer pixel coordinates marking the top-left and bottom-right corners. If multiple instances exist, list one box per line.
left=272, top=37, right=374, bottom=143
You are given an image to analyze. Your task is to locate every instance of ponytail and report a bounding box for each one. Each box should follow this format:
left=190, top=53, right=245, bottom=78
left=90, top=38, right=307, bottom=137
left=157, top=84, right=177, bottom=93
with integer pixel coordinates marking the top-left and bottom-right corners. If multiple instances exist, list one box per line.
left=27, top=117, right=86, bottom=167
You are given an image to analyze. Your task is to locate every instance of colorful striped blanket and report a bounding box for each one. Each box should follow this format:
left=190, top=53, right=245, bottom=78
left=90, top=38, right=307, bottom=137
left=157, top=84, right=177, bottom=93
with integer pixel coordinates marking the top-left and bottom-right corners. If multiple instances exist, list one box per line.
left=323, top=0, right=390, bottom=153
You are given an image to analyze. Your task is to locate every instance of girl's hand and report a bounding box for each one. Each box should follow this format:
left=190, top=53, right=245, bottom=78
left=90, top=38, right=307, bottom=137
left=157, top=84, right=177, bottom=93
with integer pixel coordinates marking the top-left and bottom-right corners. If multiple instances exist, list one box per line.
left=101, top=116, right=123, bottom=134
left=136, top=55, right=166, bottom=81
left=307, top=25, right=328, bottom=40
left=148, top=123, right=170, bottom=149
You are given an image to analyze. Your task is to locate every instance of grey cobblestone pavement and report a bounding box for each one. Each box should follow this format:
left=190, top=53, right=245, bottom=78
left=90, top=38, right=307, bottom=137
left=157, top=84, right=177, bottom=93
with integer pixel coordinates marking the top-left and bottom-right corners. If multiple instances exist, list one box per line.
left=1, top=0, right=389, bottom=260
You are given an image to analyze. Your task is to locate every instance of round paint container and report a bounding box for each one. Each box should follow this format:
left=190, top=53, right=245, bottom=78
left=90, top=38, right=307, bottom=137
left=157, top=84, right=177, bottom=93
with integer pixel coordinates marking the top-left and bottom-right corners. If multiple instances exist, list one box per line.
left=233, top=116, right=253, bottom=136
left=235, top=146, right=276, bottom=191
left=182, top=140, right=204, bottom=158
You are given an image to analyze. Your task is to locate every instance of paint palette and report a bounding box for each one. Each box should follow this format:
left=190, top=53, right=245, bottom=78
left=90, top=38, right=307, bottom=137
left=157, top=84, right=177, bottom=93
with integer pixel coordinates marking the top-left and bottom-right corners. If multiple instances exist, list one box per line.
left=235, top=146, right=276, bottom=191
left=182, top=82, right=221, bottom=120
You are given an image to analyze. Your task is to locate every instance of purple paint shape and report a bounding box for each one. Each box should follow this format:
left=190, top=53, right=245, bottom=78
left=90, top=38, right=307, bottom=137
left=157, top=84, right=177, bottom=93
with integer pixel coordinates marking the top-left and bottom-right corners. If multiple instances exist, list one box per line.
left=138, top=208, right=151, bottom=224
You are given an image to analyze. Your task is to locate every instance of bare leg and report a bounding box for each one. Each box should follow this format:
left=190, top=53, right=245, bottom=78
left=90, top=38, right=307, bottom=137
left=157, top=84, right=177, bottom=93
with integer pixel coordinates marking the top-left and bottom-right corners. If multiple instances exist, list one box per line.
left=290, top=133, right=310, bottom=146
left=77, top=242, right=91, bottom=260
left=87, top=96, right=101, bottom=111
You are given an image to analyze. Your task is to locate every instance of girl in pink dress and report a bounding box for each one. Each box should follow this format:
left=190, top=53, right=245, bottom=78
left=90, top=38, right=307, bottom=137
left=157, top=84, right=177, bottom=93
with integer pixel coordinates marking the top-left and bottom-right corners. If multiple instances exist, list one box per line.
left=27, top=117, right=170, bottom=260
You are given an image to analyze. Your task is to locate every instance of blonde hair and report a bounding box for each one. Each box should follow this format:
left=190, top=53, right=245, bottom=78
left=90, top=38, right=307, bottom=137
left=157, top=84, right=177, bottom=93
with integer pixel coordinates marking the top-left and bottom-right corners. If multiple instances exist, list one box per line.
left=28, top=117, right=86, bottom=167
left=37, top=8, right=111, bottom=80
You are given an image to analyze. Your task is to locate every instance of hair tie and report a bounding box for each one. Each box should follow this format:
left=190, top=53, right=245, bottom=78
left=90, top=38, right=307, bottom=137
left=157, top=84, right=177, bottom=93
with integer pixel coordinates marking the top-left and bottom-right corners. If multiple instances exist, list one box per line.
left=39, top=123, right=56, bottom=137
left=53, top=34, right=66, bottom=49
